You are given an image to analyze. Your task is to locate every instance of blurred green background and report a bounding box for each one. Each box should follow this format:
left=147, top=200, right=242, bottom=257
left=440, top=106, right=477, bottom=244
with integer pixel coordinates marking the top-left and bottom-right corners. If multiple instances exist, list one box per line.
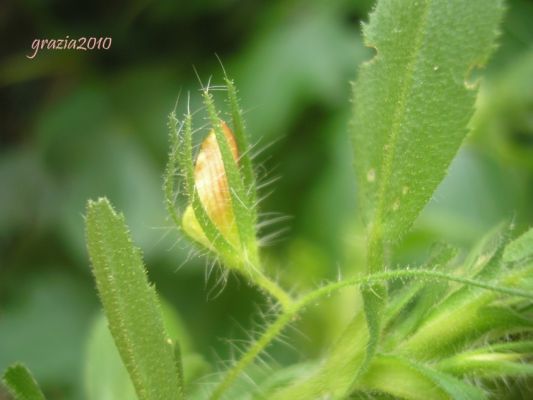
left=1, top=0, right=532, bottom=398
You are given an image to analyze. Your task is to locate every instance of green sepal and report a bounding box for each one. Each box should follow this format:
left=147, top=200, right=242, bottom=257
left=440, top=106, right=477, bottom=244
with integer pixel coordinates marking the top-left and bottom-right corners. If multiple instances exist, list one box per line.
left=224, top=77, right=257, bottom=216
left=202, top=90, right=259, bottom=267
left=179, top=112, right=242, bottom=268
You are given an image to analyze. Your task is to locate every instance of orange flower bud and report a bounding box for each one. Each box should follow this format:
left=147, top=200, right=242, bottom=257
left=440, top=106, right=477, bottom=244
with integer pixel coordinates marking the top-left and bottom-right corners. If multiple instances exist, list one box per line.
left=182, top=121, right=240, bottom=249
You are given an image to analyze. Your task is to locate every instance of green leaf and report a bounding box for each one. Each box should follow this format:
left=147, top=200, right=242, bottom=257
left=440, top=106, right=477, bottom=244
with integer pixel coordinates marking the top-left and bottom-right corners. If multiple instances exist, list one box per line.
left=402, top=301, right=532, bottom=361
left=384, top=280, right=448, bottom=350
left=352, top=0, right=505, bottom=247
left=358, top=355, right=486, bottom=400
left=385, top=280, right=426, bottom=324
left=359, top=284, right=387, bottom=380
left=84, top=315, right=138, bottom=400
left=459, top=222, right=509, bottom=280
left=271, top=312, right=369, bottom=399
left=251, top=363, right=316, bottom=399
left=353, top=2, right=504, bottom=380
left=2, top=364, right=46, bottom=400
left=384, top=243, right=457, bottom=345
left=504, top=227, right=533, bottom=263
left=438, top=348, right=533, bottom=378
left=85, top=313, right=209, bottom=400
left=85, top=310, right=210, bottom=400
left=400, top=226, right=511, bottom=358
left=411, top=360, right=486, bottom=400
left=85, top=198, right=184, bottom=400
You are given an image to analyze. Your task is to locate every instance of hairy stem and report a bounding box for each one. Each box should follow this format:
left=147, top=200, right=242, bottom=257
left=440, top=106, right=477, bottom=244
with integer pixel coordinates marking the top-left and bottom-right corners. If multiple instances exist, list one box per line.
left=209, top=310, right=295, bottom=400
left=248, top=268, right=294, bottom=311
left=209, top=268, right=533, bottom=399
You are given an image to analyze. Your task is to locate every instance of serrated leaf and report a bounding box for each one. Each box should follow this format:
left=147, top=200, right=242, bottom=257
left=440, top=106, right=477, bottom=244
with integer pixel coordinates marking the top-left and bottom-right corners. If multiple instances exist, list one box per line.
left=85, top=198, right=184, bottom=400
left=352, top=0, right=505, bottom=246
left=2, top=364, right=46, bottom=400
left=504, top=227, right=533, bottom=263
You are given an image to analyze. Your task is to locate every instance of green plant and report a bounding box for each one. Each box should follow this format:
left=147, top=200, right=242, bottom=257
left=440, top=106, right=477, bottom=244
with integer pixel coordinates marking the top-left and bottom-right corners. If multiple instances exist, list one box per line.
left=3, top=0, right=533, bottom=399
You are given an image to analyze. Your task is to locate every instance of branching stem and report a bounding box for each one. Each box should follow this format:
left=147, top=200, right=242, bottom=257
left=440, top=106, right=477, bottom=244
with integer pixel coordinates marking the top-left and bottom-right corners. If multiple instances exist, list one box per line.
left=209, top=268, right=533, bottom=399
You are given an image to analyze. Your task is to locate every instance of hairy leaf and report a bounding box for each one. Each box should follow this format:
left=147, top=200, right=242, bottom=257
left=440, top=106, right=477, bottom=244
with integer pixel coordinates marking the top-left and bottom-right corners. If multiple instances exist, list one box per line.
left=271, top=312, right=369, bottom=399
left=352, top=0, right=505, bottom=246
left=384, top=243, right=457, bottom=347
left=2, top=364, right=46, bottom=400
left=358, top=356, right=485, bottom=400
left=85, top=198, right=184, bottom=400
left=359, top=284, right=386, bottom=379
left=400, top=227, right=517, bottom=359
left=84, top=315, right=138, bottom=400
left=402, top=301, right=532, bottom=360
left=85, top=312, right=208, bottom=400
left=439, top=349, right=533, bottom=378
left=504, top=227, right=533, bottom=263
left=411, top=360, right=486, bottom=400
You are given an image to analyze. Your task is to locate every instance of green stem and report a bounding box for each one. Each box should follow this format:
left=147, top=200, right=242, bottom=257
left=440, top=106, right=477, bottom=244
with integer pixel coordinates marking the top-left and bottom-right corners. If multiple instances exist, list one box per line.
left=357, top=222, right=387, bottom=387
left=367, top=223, right=385, bottom=274
left=249, top=268, right=294, bottom=311
left=209, top=268, right=533, bottom=399
left=209, top=310, right=295, bottom=400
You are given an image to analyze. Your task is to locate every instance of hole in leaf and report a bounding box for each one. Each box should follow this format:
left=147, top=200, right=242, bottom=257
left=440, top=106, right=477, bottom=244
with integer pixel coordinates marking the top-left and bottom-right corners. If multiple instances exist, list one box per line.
left=464, top=64, right=485, bottom=90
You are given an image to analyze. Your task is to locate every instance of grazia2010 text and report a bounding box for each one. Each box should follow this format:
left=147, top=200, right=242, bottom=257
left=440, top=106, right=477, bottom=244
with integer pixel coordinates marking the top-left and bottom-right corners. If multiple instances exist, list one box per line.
left=27, top=36, right=112, bottom=59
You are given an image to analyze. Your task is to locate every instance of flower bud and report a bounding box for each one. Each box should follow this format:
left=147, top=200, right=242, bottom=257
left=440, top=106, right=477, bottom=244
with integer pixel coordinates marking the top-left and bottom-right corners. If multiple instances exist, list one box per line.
left=182, top=121, right=240, bottom=250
